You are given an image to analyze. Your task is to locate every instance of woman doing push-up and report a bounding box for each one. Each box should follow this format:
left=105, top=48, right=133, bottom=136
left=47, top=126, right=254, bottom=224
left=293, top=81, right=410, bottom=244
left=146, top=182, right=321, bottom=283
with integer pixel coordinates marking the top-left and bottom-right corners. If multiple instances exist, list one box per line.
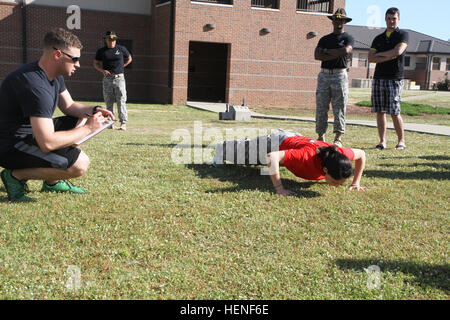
left=213, top=129, right=366, bottom=196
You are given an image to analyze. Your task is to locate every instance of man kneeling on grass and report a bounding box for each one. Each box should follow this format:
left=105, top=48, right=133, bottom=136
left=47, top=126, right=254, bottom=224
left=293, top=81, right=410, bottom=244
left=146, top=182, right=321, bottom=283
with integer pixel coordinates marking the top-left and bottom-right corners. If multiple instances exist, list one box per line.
left=0, top=28, right=114, bottom=202
left=213, top=130, right=366, bottom=196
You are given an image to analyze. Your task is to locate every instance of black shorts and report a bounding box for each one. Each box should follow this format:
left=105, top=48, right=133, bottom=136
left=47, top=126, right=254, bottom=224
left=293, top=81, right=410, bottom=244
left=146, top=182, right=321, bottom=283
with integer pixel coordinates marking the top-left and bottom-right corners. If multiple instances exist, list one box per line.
left=0, top=116, right=81, bottom=170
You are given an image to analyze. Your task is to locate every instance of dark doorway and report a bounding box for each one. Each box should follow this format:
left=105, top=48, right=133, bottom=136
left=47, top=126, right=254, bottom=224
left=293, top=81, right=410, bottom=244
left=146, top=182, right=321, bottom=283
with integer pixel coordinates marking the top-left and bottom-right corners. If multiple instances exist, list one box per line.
left=188, top=41, right=229, bottom=102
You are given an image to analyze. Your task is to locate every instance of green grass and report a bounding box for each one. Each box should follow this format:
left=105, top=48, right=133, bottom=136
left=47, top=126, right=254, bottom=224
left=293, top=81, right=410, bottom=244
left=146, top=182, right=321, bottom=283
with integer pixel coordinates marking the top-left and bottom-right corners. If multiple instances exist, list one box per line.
left=356, top=101, right=450, bottom=116
left=348, top=88, right=435, bottom=104
left=250, top=88, right=450, bottom=126
left=0, top=103, right=449, bottom=299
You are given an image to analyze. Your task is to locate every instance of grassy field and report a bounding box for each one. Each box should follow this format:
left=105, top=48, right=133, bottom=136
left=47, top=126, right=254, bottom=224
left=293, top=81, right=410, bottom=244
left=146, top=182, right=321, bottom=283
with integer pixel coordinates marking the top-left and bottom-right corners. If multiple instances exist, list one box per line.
left=347, top=88, right=450, bottom=105
left=356, top=101, right=450, bottom=116
left=0, top=103, right=449, bottom=299
left=250, top=88, right=450, bottom=126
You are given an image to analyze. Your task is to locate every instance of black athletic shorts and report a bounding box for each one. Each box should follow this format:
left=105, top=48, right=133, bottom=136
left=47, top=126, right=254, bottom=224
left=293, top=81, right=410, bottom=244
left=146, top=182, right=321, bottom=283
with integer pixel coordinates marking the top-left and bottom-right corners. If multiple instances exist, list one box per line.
left=0, top=116, right=81, bottom=170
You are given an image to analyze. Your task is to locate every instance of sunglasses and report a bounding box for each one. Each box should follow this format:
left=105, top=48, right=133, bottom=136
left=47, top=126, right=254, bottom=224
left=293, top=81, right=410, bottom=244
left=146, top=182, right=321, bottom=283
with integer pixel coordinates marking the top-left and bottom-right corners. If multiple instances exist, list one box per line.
left=53, top=47, right=80, bottom=63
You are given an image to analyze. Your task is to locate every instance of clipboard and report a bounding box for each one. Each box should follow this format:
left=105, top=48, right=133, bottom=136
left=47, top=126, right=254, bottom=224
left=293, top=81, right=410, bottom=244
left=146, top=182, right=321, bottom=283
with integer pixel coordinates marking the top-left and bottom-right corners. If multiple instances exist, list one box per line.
left=73, top=119, right=115, bottom=146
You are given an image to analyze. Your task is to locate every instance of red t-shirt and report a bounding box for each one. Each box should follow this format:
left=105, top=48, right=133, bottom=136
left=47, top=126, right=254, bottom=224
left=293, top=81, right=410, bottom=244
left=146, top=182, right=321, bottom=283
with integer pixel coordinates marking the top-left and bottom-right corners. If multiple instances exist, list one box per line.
left=280, top=136, right=355, bottom=180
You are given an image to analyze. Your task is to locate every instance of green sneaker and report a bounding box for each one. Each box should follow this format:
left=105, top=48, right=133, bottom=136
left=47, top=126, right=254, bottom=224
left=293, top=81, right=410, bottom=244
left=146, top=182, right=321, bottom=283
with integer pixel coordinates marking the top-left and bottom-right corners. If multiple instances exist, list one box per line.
left=1, top=169, right=35, bottom=202
left=41, top=180, right=87, bottom=194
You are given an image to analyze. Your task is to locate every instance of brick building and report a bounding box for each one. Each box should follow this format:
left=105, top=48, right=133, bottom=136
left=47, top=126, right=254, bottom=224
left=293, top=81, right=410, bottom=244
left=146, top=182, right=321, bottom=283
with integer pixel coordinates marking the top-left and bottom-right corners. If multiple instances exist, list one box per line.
left=0, top=0, right=347, bottom=108
left=0, top=0, right=152, bottom=102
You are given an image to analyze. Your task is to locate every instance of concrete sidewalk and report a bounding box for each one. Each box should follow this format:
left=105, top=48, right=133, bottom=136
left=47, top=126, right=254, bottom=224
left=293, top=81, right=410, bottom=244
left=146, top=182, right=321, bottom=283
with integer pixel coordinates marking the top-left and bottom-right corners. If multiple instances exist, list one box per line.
left=186, top=101, right=450, bottom=137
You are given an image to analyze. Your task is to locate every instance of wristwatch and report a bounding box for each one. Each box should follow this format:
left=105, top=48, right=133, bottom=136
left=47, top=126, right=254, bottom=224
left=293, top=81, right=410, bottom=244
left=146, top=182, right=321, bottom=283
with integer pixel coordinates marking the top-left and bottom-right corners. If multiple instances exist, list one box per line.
left=93, top=105, right=101, bottom=114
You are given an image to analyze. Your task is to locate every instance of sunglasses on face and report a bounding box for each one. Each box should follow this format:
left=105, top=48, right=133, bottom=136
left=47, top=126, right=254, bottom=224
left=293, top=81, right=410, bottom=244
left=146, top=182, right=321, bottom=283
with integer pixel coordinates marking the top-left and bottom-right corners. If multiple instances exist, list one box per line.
left=53, top=47, right=80, bottom=63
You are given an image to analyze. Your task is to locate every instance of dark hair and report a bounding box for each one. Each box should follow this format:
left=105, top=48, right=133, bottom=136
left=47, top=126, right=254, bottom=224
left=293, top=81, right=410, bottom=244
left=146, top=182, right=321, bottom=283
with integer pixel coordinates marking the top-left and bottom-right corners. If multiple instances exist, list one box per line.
left=43, top=28, right=83, bottom=50
left=317, top=146, right=352, bottom=180
left=386, top=7, right=400, bottom=17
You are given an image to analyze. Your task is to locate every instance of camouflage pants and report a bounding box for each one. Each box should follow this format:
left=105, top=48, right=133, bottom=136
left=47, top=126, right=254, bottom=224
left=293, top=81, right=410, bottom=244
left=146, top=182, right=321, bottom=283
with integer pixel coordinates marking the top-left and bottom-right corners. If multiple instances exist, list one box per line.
left=213, top=129, right=302, bottom=165
left=103, top=75, right=128, bottom=123
left=315, top=71, right=348, bottom=135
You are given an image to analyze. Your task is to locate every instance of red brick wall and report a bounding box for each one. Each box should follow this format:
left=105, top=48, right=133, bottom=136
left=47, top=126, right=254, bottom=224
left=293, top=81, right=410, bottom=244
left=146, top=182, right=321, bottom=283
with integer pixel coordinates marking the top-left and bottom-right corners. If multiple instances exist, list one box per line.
left=406, top=70, right=449, bottom=90
left=348, top=64, right=375, bottom=85
left=429, top=70, right=448, bottom=90
left=405, top=70, right=426, bottom=89
left=0, top=3, right=23, bottom=77
left=0, top=3, right=151, bottom=102
left=171, top=0, right=346, bottom=109
left=1, top=0, right=348, bottom=108
left=349, top=66, right=369, bottom=82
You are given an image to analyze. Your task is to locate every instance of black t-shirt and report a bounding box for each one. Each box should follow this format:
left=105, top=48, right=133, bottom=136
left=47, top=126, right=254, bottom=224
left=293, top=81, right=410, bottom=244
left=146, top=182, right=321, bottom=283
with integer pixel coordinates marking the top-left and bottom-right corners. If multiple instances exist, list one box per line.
left=95, top=45, right=131, bottom=75
left=0, top=61, right=66, bottom=154
left=371, top=28, right=409, bottom=80
left=317, top=32, right=354, bottom=69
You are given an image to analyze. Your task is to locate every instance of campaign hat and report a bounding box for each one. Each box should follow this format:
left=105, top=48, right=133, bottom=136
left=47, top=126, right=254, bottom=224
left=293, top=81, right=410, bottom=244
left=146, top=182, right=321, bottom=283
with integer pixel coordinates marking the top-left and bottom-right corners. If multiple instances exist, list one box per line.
left=104, top=31, right=118, bottom=40
left=328, top=8, right=352, bottom=23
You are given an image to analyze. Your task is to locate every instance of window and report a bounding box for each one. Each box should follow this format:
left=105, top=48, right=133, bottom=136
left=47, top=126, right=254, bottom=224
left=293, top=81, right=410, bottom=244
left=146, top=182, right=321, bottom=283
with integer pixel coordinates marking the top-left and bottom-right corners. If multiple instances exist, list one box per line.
left=432, top=57, right=441, bottom=70
left=447, top=58, right=450, bottom=71
left=252, top=0, right=279, bottom=9
left=192, top=0, right=233, bottom=4
left=358, top=53, right=368, bottom=67
left=297, top=0, right=332, bottom=13
left=404, top=56, right=411, bottom=67
left=416, top=57, right=427, bottom=70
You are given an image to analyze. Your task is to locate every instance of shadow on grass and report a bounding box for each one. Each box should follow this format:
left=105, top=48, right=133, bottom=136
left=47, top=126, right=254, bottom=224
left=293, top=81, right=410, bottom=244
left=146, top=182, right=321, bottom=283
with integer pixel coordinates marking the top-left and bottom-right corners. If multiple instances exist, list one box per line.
left=378, top=162, right=450, bottom=170
left=186, top=164, right=321, bottom=198
left=363, top=169, right=450, bottom=180
left=336, top=258, right=450, bottom=291
left=419, top=155, right=450, bottom=161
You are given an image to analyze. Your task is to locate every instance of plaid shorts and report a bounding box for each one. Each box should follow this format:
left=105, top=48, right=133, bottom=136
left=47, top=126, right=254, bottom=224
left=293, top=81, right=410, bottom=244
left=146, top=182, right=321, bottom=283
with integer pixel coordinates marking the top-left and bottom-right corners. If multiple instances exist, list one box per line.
left=371, top=79, right=403, bottom=115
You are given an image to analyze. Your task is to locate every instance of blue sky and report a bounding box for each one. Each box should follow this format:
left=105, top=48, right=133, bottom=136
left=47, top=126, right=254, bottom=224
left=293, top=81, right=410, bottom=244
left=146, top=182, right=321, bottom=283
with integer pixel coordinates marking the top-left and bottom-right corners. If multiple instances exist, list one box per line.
left=346, top=0, right=450, bottom=41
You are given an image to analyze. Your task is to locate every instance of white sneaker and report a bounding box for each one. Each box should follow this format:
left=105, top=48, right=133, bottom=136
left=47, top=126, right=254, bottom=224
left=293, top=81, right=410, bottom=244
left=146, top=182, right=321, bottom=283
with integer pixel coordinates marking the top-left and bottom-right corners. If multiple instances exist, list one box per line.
left=119, top=123, right=127, bottom=131
left=333, top=139, right=343, bottom=148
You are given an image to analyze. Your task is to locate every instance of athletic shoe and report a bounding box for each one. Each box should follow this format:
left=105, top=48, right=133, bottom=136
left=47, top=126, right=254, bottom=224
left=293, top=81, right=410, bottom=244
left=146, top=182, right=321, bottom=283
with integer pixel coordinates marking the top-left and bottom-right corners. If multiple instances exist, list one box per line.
left=41, top=180, right=86, bottom=194
left=119, top=123, right=127, bottom=131
left=1, top=169, right=35, bottom=202
left=333, top=139, right=343, bottom=148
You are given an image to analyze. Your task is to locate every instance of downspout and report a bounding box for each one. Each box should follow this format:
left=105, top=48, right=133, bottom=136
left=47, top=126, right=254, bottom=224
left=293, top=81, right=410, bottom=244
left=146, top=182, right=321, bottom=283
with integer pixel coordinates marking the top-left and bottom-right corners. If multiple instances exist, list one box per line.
left=366, top=52, right=370, bottom=79
left=426, top=55, right=433, bottom=90
left=168, top=0, right=175, bottom=104
left=22, top=0, right=27, bottom=64
left=425, top=41, right=435, bottom=90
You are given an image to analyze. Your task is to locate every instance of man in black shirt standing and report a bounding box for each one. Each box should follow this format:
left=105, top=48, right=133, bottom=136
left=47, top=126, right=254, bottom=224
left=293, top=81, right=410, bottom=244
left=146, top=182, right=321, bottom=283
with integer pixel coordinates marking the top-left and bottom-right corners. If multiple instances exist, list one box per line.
left=94, top=31, right=132, bottom=131
left=314, top=8, right=354, bottom=148
left=369, top=7, right=409, bottom=150
left=0, top=28, right=114, bottom=202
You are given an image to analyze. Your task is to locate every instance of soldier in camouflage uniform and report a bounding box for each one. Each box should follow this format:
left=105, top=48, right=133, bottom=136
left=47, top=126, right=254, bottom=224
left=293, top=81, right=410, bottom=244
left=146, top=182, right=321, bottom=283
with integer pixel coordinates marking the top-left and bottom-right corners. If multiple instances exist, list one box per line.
left=314, top=8, right=354, bottom=148
left=94, top=31, right=132, bottom=130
